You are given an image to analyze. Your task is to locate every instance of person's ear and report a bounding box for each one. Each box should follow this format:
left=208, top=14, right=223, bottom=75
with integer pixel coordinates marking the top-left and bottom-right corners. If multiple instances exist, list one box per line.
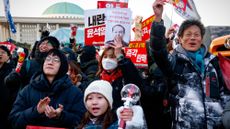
left=178, top=36, right=183, bottom=44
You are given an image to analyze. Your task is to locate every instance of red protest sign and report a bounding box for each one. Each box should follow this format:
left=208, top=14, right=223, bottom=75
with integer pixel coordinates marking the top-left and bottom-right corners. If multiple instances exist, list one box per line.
left=26, top=125, right=66, bottom=129
left=84, top=25, right=105, bottom=46
left=97, top=1, right=128, bottom=8
left=84, top=9, right=106, bottom=46
left=0, top=41, right=16, bottom=54
left=125, top=41, right=148, bottom=68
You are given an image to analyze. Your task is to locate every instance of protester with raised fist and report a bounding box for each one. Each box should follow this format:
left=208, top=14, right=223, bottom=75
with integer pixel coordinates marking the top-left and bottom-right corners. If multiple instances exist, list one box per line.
left=149, top=0, right=229, bottom=128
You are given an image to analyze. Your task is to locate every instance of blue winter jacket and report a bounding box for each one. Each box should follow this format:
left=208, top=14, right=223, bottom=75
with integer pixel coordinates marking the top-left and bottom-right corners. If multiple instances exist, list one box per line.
left=9, top=73, right=86, bottom=129
left=83, top=120, right=118, bottom=129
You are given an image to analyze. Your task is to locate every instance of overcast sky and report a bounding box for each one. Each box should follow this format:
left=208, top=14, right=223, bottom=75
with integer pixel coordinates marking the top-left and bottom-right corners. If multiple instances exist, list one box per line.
left=0, top=0, right=230, bottom=26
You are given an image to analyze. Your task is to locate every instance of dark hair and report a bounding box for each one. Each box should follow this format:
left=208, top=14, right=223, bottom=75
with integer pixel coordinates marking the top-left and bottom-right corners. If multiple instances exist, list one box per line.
left=39, top=36, right=60, bottom=49
left=29, top=41, right=39, bottom=59
left=112, top=24, right=125, bottom=34
left=76, top=106, right=115, bottom=129
left=43, top=49, right=68, bottom=80
left=68, top=60, right=81, bottom=74
left=40, top=30, right=50, bottom=39
left=96, top=47, right=115, bottom=76
left=0, top=45, right=11, bottom=57
left=68, top=60, right=82, bottom=85
left=96, top=47, right=125, bottom=76
left=177, top=19, right=205, bottom=38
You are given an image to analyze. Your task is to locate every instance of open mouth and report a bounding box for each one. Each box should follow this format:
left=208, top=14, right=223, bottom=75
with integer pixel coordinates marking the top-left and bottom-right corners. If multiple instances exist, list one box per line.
left=189, top=42, right=196, bottom=46
left=92, top=107, right=100, bottom=112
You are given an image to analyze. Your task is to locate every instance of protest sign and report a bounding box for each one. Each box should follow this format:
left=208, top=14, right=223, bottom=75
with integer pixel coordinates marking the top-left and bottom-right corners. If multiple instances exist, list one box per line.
left=0, top=41, right=16, bottom=53
left=84, top=9, right=106, bottom=46
left=104, top=8, right=132, bottom=47
left=125, top=41, right=148, bottom=68
left=132, top=15, right=155, bottom=41
left=97, top=1, right=128, bottom=8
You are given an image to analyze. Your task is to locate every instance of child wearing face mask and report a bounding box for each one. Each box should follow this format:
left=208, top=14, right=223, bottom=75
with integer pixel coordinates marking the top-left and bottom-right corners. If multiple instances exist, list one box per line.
left=77, top=80, right=146, bottom=129
left=96, top=43, right=143, bottom=111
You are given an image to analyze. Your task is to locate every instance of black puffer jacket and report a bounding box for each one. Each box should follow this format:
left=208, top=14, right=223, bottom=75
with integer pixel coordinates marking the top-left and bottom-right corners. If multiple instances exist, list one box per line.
left=80, top=59, right=98, bottom=83
left=0, top=63, right=14, bottom=129
left=5, top=50, right=45, bottom=89
left=9, top=73, right=86, bottom=129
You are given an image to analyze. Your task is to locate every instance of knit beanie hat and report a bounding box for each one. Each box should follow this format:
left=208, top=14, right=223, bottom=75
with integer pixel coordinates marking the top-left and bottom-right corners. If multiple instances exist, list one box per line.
left=0, top=45, right=11, bottom=57
left=43, top=49, right=68, bottom=80
left=39, top=36, right=60, bottom=49
left=78, top=45, right=96, bottom=63
left=84, top=80, right=113, bottom=109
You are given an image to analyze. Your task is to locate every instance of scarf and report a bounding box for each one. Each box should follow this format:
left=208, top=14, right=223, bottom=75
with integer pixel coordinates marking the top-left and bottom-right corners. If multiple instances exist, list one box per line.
left=187, top=47, right=205, bottom=74
left=100, top=69, right=123, bottom=83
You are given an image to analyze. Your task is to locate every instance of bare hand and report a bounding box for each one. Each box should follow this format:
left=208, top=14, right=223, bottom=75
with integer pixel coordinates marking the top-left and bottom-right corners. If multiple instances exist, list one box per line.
left=166, top=26, right=176, bottom=39
left=152, top=0, right=165, bottom=22
left=56, top=104, right=64, bottom=118
left=119, top=108, right=133, bottom=121
left=45, top=104, right=64, bottom=119
left=37, top=97, right=51, bottom=114
left=108, top=35, right=123, bottom=57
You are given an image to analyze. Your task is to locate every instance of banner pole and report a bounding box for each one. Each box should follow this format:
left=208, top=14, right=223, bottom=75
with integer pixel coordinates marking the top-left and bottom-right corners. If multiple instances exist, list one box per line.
left=7, top=21, right=12, bottom=40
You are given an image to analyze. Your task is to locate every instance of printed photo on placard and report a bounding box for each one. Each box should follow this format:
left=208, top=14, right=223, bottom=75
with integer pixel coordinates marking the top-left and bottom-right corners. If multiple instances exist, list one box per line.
left=104, top=8, right=132, bottom=47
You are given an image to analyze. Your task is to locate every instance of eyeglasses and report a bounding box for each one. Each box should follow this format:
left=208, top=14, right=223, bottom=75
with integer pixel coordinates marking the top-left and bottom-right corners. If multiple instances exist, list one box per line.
left=184, top=33, right=201, bottom=38
left=45, top=56, right=60, bottom=63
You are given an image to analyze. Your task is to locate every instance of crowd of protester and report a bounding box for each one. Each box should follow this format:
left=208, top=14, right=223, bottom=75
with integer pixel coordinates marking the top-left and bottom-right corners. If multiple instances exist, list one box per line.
left=1, top=0, right=230, bottom=129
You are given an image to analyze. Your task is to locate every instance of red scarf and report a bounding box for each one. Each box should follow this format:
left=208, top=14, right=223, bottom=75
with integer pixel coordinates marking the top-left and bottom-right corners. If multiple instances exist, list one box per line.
left=100, top=69, right=123, bottom=83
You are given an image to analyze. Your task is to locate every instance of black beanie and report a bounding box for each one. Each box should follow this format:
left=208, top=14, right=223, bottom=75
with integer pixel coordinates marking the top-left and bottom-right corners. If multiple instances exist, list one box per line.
left=39, top=36, right=60, bottom=49
left=43, top=49, right=68, bottom=80
left=79, top=45, right=96, bottom=63
left=0, top=45, right=11, bottom=57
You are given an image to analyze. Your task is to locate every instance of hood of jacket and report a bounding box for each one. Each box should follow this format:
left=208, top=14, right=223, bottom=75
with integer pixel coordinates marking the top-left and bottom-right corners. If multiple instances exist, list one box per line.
left=30, top=72, right=72, bottom=93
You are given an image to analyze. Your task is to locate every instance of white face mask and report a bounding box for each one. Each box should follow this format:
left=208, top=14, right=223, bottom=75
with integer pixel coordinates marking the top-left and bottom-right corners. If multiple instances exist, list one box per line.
left=102, top=58, right=118, bottom=70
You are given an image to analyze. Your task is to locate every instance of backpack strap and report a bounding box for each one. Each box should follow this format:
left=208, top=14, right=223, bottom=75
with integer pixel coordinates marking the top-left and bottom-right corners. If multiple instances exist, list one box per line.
left=26, top=59, right=30, bottom=73
left=211, top=56, right=229, bottom=94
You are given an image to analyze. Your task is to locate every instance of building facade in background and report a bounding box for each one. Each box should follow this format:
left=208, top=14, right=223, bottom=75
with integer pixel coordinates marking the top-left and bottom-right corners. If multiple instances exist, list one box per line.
left=0, top=2, right=84, bottom=44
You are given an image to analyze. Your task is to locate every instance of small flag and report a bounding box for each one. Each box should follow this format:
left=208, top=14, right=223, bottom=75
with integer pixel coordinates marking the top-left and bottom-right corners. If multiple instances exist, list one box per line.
left=163, top=0, right=200, bottom=29
left=3, top=0, right=17, bottom=33
left=174, top=0, right=200, bottom=20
